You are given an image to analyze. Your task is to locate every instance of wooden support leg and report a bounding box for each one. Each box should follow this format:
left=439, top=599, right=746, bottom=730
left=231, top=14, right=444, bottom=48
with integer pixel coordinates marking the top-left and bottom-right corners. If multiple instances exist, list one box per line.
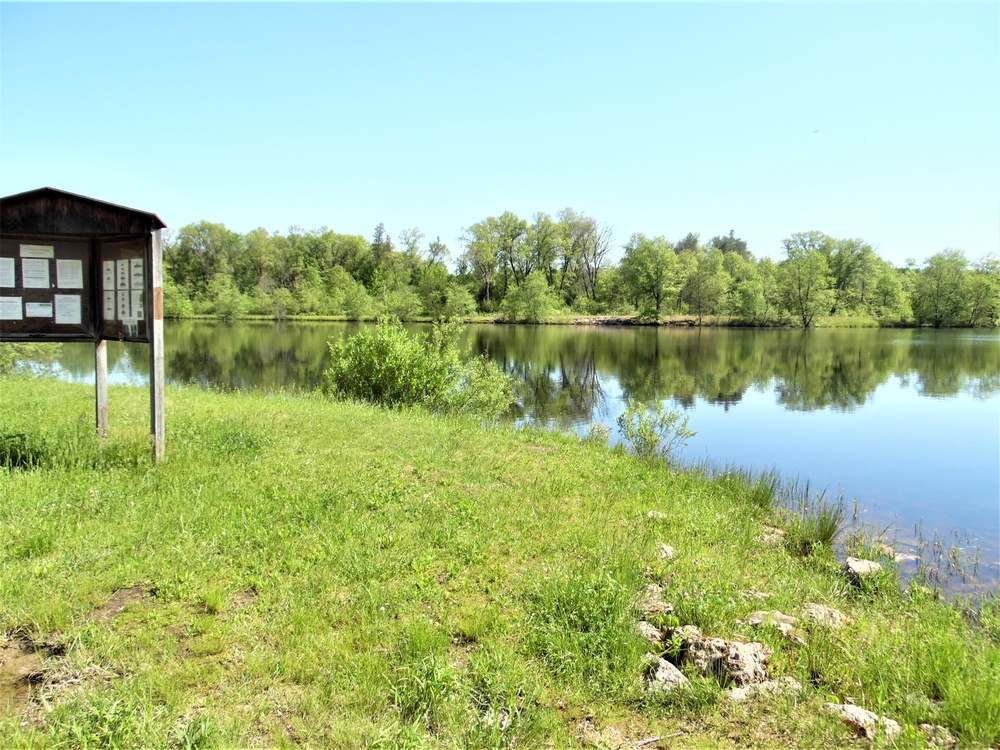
left=95, top=340, right=108, bottom=436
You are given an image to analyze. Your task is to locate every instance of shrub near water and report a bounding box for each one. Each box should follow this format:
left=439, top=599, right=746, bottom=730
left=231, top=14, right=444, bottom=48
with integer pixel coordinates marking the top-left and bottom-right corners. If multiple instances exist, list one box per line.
left=324, top=319, right=514, bottom=421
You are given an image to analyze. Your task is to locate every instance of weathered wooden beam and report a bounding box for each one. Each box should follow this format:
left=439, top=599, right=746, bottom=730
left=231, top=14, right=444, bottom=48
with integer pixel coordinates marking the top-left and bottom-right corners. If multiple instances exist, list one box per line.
left=149, top=229, right=165, bottom=461
left=95, top=340, right=108, bottom=436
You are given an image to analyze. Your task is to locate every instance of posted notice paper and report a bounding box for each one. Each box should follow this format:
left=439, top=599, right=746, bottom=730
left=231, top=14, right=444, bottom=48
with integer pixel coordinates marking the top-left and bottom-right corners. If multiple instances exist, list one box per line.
left=103, top=291, right=116, bottom=320
left=0, top=257, right=14, bottom=287
left=22, top=258, right=50, bottom=289
left=26, top=302, right=53, bottom=318
left=103, top=260, right=116, bottom=291
left=130, top=258, right=144, bottom=288
left=20, top=244, right=54, bottom=259
left=0, top=297, right=23, bottom=320
left=54, top=294, right=81, bottom=325
left=57, top=258, right=84, bottom=289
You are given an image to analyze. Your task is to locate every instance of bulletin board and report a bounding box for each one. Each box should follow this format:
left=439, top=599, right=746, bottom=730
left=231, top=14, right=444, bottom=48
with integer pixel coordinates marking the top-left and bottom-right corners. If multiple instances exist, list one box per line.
left=0, top=234, right=150, bottom=343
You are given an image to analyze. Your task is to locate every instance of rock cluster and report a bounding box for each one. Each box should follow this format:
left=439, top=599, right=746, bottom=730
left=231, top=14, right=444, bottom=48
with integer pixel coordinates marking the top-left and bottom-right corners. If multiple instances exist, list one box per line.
left=824, top=702, right=901, bottom=741
left=624, top=543, right=956, bottom=748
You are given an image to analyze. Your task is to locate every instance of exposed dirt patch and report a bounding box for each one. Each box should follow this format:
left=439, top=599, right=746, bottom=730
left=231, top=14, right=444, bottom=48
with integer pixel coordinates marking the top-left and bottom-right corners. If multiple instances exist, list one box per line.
left=0, top=637, right=45, bottom=717
left=89, top=586, right=150, bottom=623
left=524, top=445, right=555, bottom=453
left=229, top=589, right=257, bottom=611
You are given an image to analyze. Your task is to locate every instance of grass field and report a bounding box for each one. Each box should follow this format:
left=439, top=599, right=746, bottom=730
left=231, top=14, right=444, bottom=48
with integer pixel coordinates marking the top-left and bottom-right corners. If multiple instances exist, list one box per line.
left=1, top=378, right=997, bottom=748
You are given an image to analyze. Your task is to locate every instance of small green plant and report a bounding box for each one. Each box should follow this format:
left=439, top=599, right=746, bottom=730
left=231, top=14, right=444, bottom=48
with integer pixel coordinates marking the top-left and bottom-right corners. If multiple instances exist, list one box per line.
left=200, top=585, right=226, bottom=615
left=582, top=422, right=612, bottom=445
left=615, top=400, right=695, bottom=463
left=324, top=319, right=514, bottom=421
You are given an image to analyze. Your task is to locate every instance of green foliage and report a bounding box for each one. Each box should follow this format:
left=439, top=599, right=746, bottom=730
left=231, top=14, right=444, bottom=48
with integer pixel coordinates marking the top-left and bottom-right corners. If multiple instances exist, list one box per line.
left=912, top=250, right=971, bottom=327
left=324, top=319, right=514, bottom=421
left=156, top=215, right=995, bottom=330
left=780, top=233, right=837, bottom=328
left=501, top=271, right=560, bottom=323
left=615, top=399, right=695, bottom=463
left=619, top=234, right=680, bottom=321
left=442, top=284, right=477, bottom=321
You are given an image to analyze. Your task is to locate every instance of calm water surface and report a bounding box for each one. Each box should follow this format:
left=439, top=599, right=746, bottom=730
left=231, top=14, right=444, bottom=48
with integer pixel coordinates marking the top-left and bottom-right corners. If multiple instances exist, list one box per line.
left=42, top=322, right=1000, bottom=585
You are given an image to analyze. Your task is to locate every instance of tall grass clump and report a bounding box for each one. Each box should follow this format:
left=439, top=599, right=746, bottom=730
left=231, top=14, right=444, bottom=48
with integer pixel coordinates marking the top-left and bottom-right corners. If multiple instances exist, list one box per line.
left=615, top=400, right=695, bottom=464
left=712, top=465, right=781, bottom=512
left=783, top=482, right=848, bottom=557
left=525, top=566, right=645, bottom=697
left=324, top=319, right=514, bottom=421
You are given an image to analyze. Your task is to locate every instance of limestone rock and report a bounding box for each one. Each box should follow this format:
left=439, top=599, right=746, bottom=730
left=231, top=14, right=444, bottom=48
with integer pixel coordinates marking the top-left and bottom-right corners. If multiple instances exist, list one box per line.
left=636, top=620, right=662, bottom=645
left=686, top=637, right=771, bottom=686
left=663, top=625, right=702, bottom=645
left=801, top=603, right=849, bottom=630
left=758, top=525, right=786, bottom=546
left=824, top=703, right=901, bottom=741
left=646, top=510, right=668, bottom=521
left=740, top=610, right=796, bottom=634
left=918, top=723, right=957, bottom=748
left=726, top=676, right=803, bottom=702
left=576, top=719, right=627, bottom=749
left=644, top=657, right=690, bottom=693
left=658, top=544, right=676, bottom=560
left=873, top=543, right=920, bottom=563
left=843, top=557, right=882, bottom=583
left=638, top=584, right=674, bottom=617
left=739, top=610, right=805, bottom=644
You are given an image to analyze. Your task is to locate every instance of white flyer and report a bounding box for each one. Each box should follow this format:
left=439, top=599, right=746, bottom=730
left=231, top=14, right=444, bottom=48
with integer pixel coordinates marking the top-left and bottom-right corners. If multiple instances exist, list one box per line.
left=131, top=290, right=144, bottom=319
left=116, top=260, right=130, bottom=290
left=22, top=258, right=50, bottom=288
left=130, top=258, right=144, bottom=289
left=103, top=291, right=116, bottom=320
left=122, top=318, right=140, bottom=338
left=57, top=258, right=84, bottom=289
left=118, top=290, right=131, bottom=320
left=26, top=302, right=53, bottom=317
left=54, top=294, right=81, bottom=325
left=103, top=260, right=116, bottom=290
left=20, top=244, right=54, bottom=258
left=0, top=257, right=14, bottom=287
left=0, top=296, right=23, bottom=320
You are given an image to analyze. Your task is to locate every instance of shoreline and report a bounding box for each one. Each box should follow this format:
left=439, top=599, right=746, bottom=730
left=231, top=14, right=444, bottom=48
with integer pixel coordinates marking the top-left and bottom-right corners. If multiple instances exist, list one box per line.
left=159, top=313, right=984, bottom=329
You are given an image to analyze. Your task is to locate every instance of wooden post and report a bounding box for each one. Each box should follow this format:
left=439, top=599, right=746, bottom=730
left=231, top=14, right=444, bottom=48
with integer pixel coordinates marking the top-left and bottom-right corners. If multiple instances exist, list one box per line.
left=95, top=340, right=108, bottom=435
left=149, top=229, right=165, bottom=461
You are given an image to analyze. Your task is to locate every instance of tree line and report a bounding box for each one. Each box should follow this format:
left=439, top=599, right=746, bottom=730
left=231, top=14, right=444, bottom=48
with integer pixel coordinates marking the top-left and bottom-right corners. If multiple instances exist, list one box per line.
left=163, top=211, right=1000, bottom=327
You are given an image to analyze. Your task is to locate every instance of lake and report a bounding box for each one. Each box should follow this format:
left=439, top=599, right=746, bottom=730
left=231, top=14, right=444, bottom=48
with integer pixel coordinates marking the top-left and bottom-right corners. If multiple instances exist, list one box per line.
left=27, top=321, right=1000, bottom=588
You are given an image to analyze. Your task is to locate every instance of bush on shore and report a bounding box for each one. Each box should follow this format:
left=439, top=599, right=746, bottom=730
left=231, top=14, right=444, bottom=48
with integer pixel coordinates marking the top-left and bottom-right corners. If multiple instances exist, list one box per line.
left=324, top=318, right=515, bottom=422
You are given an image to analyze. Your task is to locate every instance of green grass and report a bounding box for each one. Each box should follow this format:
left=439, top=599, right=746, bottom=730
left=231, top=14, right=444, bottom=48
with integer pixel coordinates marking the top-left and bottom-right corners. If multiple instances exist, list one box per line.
left=0, top=378, right=997, bottom=748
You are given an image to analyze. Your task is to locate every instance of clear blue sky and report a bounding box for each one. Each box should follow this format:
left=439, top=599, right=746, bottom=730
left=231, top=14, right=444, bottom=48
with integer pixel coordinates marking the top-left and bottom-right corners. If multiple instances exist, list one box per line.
left=2, top=2, right=997, bottom=267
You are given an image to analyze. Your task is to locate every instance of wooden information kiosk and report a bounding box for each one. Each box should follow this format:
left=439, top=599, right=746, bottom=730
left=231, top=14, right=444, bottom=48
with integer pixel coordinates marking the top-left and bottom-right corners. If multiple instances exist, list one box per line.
left=0, top=187, right=167, bottom=460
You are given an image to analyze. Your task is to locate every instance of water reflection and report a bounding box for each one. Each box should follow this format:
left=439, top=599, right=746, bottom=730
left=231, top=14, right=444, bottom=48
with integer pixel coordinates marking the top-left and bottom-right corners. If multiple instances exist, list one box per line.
left=45, top=323, right=999, bottom=413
